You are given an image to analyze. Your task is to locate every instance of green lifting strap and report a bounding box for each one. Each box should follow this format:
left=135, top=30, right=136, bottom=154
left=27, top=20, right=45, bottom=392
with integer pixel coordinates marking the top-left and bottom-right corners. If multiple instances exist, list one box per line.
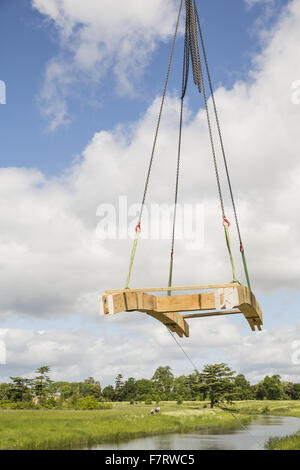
left=223, top=221, right=238, bottom=284
left=125, top=226, right=141, bottom=289
left=241, top=247, right=251, bottom=290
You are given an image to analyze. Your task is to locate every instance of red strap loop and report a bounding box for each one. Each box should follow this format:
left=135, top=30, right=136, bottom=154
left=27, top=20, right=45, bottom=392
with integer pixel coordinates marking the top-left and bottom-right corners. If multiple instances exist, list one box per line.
left=135, top=222, right=141, bottom=233
left=223, top=216, right=231, bottom=227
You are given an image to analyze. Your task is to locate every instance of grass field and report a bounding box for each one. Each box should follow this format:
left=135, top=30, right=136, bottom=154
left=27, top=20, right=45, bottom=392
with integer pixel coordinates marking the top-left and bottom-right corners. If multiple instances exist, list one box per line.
left=233, top=400, right=300, bottom=418
left=0, top=401, right=299, bottom=450
left=0, top=402, right=250, bottom=450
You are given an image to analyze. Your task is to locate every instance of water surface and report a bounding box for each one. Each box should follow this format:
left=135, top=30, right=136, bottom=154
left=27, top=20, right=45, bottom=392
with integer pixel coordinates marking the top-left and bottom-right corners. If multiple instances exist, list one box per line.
left=91, top=415, right=300, bottom=450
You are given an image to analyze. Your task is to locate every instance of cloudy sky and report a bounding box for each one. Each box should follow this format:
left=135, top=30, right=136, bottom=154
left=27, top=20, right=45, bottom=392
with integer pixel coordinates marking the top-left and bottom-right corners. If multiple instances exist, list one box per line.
left=0, top=0, right=300, bottom=386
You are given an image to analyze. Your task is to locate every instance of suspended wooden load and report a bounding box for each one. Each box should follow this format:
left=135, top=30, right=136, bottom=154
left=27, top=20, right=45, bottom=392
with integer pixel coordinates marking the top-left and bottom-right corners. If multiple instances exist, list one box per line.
left=99, top=283, right=262, bottom=338
left=99, top=0, right=263, bottom=337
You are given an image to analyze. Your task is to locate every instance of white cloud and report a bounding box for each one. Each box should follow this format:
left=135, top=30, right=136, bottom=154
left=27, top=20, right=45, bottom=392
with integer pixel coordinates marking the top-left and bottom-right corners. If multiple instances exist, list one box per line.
left=32, top=0, right=180, bottom=130
left=1, top=319, right=299, bottom=384
left=1, top=0, right=300, bottom=382
left=225, top=321, right=300, bottom=383
left=245, top=0, right=276, bottom=5
left=1, top=0, right=300, bottom=313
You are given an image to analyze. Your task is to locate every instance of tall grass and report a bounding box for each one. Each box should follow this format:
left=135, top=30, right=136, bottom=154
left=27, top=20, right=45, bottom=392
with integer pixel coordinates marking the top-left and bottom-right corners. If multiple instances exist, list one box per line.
left=267, top=432, right=300, bottom=450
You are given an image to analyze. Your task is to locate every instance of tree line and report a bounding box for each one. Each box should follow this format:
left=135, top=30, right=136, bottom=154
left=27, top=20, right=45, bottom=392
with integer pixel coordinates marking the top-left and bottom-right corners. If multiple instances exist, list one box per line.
left=0, top=363, right=299, bottom=409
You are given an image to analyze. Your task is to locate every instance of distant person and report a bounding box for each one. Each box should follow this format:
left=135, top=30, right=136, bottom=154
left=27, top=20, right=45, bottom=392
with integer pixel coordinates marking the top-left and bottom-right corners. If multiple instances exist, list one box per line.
left=155, top=407, right=160, bottom=414
left=150, top=409, right=154, bottom=415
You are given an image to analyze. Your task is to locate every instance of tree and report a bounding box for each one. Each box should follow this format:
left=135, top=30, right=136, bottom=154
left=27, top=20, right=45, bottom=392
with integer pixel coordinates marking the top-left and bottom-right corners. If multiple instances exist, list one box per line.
left=282, top=382, right=294, bottom=400
left=91, top=383, right=102, bottom=400
left=52, top=381, right=73, bottom=400
left=152, top=366, right=174, bottom=400
left=33, top=366, right=52, bottom=401
left=173, top=375, right=192, bottom=401
left=234, top=374, right=253, bottom=400
left=256, top=375, right=285, bottom=400
left=102, top=385, right=116, bottom=402
left=121, top=377, right=137, bottom=401
left=185, top=371, right=203, bottom=400
left=200, top=363, right=236, bottom=408
left=0, top=383, right=11, bottom=401
left=78, top=379, right=101, bottom=398
left=84, top=377, right=96, bottom=385
left=135, top=379, right=153, bottom=401
left=290, top=384, right=300, bottom=400
left=114, top=374, right=124, bottom=401
left=9, top=377, right=33, bottom=402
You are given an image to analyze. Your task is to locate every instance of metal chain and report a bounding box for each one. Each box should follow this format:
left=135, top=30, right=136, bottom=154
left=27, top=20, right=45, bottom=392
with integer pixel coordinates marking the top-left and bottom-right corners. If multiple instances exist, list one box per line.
left=194, top=1, right=243, bottom=246
left=186, top=0, right=201, bottom=93
left=125, top=0, right=251, bottom=290
left=186, top=0, right=226, bottom=218
left=194, top=0, right=251, bottom=288
left=168, top=0, right=227, bottom=293
left=168, top=0, right=201, bottom=294
left=138, top=0, right=184, bottom=224
left=168, top=97, right=184, bottom=294
left=198, top=46, right=226, bottom=218
left=125, top=0, right=184, bottom=288
left=182, top=7, right=190, bottom=99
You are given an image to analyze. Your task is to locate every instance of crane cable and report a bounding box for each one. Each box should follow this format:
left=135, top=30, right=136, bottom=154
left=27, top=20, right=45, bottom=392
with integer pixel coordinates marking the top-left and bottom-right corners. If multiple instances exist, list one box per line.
left=168, top=0, right=238, bottom=290
left=166, top=328, right=262, bottom=449
left=125, top=0, right=184, bottom=289
left=193, top=1, right=251, bottom=289
left=167, top=3, right=191, bottom=295
left=125, top=0, right=251, bottom=291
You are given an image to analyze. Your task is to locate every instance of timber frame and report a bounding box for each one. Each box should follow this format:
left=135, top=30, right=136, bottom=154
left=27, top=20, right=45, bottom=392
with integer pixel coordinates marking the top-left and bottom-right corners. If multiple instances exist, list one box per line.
left=98, top=283, right=263, bottom=338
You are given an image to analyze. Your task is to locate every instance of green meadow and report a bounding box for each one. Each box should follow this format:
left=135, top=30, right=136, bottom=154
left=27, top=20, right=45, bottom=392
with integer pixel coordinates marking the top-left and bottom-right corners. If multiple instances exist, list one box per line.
left=0, top=400, right=300, bottom=450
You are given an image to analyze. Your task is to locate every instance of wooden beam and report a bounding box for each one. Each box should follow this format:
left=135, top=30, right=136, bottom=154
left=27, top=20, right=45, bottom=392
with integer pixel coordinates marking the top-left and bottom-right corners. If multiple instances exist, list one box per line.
left=105, top=283, right=240, bottom=295
left=236, top=285, right=263, bottom=331
left=103, top=292, right=221, bottom=315
left=156, top=293, right=217, bottom=312
left=183, top=310, right=241, bottom=319
left=144, top=310, right=190, bottom=338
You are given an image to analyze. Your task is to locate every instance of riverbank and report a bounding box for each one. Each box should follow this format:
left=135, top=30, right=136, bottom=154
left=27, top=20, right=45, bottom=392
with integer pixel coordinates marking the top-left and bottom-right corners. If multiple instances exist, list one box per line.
left=0, top=401, right=299, bottom=450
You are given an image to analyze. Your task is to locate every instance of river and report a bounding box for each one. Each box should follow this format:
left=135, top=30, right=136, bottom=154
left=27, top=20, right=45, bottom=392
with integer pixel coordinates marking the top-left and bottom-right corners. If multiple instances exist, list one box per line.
left=90, top=415, right=300, bottom=450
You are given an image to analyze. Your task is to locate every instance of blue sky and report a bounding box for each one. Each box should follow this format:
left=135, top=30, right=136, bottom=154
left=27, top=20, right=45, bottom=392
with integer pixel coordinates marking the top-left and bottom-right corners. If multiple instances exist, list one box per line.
left=0, top=0, right=300, bottom=385
left=0, top=0, right=288, bottom=175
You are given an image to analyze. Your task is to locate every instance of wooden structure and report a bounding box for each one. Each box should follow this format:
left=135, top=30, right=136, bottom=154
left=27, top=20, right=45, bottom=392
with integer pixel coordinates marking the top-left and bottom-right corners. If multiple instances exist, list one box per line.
left=98, top=283, right=263, bottom=338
